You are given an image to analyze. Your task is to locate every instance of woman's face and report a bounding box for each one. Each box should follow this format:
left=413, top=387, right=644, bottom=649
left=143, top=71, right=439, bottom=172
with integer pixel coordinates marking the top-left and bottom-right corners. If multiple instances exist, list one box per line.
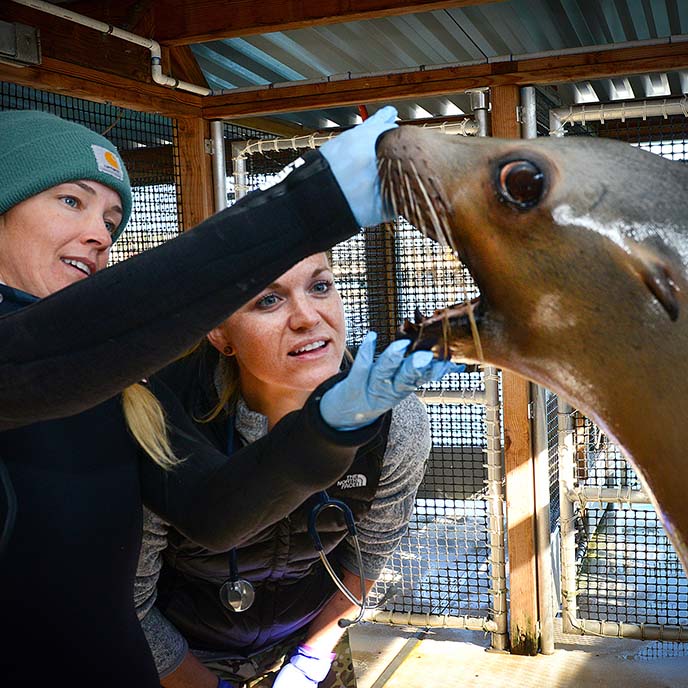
left=209, top=253, right=346, bottom=405
left=0, top=180, right=122, bottom=297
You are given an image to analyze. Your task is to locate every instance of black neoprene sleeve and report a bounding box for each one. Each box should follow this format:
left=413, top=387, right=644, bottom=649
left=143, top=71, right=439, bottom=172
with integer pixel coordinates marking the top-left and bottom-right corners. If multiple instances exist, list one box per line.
left=0, top=151, right=359, bottom=429
left=141, top=374, right=381, bottom=551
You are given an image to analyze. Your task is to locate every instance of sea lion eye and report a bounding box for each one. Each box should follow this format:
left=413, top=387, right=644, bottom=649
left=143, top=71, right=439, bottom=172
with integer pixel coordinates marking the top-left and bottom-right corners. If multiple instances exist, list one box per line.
left=497, top=160, right=544, bottom=208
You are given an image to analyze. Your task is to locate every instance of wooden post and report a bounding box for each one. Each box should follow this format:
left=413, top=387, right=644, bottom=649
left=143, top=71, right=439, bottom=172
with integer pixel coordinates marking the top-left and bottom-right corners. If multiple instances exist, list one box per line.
left=490, top=85, right=539, bottom=655
left=174, top=117, right=214, bottom=232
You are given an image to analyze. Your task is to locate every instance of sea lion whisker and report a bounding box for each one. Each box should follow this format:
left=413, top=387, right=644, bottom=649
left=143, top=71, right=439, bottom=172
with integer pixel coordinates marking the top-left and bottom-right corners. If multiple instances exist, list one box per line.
left=400, top=166, right=418, bottom=229
left=466, top=298, right=484, bottom=363
left=409, top=161, right=451, bottom=249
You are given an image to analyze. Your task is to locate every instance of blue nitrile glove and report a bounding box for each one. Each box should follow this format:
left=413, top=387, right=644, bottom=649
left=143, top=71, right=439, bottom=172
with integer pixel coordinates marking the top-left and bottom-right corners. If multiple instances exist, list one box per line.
left=217, top=679, right=235, bottom=688
left=319, top=105, right=398, bottom=227
left=272, top=644, right=336, bottom=687
left=320, top=331, right=465, bottom=431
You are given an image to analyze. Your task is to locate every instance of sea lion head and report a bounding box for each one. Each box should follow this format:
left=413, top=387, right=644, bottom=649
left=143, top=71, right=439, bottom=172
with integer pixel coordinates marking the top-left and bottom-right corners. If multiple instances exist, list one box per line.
left=377, top=126, right=688, bottom=569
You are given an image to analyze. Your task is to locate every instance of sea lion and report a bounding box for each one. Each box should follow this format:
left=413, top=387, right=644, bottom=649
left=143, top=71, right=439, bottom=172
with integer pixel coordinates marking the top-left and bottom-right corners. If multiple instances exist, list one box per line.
left=376, top=127, right=688, bottom=573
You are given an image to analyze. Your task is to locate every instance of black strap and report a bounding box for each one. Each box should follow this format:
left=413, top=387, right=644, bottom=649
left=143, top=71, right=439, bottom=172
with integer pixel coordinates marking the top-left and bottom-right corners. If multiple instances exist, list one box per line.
left=0, top=459, right=16, bottom=557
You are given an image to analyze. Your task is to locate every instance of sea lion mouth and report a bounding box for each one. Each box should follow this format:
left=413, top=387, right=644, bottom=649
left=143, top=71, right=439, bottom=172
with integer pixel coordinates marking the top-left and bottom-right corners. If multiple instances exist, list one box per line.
left=378, top=148, right=484, bottom=361
left=398, top=297, right=484, bottom=361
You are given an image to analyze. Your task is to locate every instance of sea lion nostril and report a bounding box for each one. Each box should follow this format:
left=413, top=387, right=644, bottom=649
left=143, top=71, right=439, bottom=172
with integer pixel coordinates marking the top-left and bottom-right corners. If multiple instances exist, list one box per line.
left=498, top=160, right=544, bottom=208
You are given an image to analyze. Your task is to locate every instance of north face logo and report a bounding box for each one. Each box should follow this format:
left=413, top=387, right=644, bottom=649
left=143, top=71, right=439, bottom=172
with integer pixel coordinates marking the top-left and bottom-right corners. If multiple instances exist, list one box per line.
left=336, top=474, right=367, bottom=490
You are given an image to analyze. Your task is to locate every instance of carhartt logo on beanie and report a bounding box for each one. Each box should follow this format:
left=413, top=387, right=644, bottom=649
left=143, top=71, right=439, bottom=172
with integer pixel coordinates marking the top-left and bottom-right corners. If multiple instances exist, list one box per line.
left=91, top=144, right=125, bottom=181
left=0, top=109, right=133, bottom=240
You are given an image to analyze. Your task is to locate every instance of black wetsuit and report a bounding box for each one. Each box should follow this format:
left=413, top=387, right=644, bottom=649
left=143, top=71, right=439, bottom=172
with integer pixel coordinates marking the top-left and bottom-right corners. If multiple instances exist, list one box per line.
left=0, top=152, right=377, bottom=686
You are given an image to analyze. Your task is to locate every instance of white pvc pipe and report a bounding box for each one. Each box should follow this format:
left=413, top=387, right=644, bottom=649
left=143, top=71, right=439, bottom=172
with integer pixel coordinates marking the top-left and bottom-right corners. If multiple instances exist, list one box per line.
left=364, top=609, right=498, bottom=631
left=10, top=0, right=211, bottom=96
left=550, top=95, right=688, bottom=136
left=566, top=485, right=650, bottom=505
left=419, top=390, right=486, bottom=405
left=230, top=141, right=248, bottom=201
left=566, top=617, right=688, bottom=642
left=232, top=119, right=479, bottom=161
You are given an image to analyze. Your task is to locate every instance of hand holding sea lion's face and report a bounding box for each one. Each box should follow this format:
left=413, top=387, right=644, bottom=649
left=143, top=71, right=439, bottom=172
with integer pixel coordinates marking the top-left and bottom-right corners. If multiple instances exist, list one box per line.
left=377, top=126, right=688, bottom=572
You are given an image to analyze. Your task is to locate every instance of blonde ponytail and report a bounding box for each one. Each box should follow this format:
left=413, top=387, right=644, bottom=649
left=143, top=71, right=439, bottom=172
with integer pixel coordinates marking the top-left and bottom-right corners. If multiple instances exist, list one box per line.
left=199, top=352, right=241, bottom=423
left=122, top=383, right=179, bottom=469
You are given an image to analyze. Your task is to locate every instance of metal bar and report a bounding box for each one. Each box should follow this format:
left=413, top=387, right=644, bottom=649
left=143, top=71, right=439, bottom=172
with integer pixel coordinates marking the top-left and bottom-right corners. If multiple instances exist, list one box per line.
left=230, top=141, right=248, bottom=201
left=558, top=399, right=578, bottom=635
left=549, top=95, right=688, bottom=136
left=484, top=365, right=509, bottom=650
left=364, top=609, right=498, bottom=632
left=565, top=485, right=651, bottom=505
left=418, top=390, right=487, bottom=405
left=468, top=89, right=489, bottom=137
left=210, top=121, right=227, bottom=213
left=520, top=86, right=538, bottom=139
left=563, top=616, right=688, bottom=642
left=531, top=385, right=554, bottom=654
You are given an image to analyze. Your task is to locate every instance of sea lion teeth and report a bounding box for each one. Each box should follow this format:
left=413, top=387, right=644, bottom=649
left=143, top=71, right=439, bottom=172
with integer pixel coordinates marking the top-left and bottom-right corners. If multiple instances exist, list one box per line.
left=377, top=125, right=688, bottom=574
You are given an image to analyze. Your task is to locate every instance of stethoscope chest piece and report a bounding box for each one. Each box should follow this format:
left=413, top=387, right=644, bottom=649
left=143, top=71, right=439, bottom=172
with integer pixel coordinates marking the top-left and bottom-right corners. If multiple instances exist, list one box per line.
left=219, top=578, right=255, bottom=612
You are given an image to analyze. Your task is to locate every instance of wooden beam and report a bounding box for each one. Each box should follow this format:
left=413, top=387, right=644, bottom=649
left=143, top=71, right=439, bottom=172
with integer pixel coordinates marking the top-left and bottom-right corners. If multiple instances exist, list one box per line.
left=226, top=117, right=312, bottom=137
left=0, top=4, right=152, bottom=84
left=167, top=46, right=209, bottom=89
left=202, top=41, right=688, bottom=118
left=0, top=57, right=203, bottom=118
left=144, top=1, right=502, bottom=47
left=174, top=117, right=214, bottom=231
left=491, top=84, right=539, bottom=657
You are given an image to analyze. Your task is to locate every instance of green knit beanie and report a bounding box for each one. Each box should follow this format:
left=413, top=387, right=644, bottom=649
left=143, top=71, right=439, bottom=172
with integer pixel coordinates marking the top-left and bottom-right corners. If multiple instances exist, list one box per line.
left=0, top=110, right=133, bottom=241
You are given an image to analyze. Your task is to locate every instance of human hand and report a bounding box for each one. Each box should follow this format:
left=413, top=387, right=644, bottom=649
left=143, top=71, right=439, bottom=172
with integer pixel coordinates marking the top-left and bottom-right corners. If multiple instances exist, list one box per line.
left=319, top=105, right=398, bottom=227
left=272, top=644, right=336, bottom=687
left=320, top=331, right=465, bottom=431
left=217, top=680, right=236, bottom=688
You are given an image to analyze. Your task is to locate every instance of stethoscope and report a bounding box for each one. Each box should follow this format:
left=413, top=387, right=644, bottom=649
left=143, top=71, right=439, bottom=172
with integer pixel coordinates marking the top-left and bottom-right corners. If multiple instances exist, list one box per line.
left=218, top=417, right=393, bottom=627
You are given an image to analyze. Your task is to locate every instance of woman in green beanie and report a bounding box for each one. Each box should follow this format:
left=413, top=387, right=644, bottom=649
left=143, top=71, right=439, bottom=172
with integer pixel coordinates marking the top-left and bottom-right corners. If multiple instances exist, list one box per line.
left=0, top=107, right=409, bottom=687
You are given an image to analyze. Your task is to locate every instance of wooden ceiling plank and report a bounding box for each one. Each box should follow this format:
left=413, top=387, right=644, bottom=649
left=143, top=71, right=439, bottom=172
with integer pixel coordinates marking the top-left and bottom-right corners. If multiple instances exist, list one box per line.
left=201, top=42, right=688, bottom=118
left=0, top=57, right=203, bottom=118
left=168, top=46, right=209, bottom=88
left=0, top=4, right=152, bottom=84
left=149, top=1, right=503, bottom=46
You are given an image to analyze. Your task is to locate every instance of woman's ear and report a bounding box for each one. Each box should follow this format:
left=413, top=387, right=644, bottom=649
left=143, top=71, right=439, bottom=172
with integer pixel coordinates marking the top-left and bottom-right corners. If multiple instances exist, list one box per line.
left=207, top=327, right=230, bottom=355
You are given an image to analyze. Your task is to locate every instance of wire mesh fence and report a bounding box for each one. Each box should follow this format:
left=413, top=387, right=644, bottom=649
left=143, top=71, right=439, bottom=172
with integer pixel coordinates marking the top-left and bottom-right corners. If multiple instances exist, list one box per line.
left=545, top=95, right=688, bottom=633
left=0, top=82, right=182, bottom=262
left=237, top=140, right=497, bottom=623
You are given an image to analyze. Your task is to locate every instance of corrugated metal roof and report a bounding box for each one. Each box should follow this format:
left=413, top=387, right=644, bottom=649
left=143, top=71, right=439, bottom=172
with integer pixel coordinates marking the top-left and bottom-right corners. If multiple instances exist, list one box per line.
left=190, top=0, right=688, bottom=130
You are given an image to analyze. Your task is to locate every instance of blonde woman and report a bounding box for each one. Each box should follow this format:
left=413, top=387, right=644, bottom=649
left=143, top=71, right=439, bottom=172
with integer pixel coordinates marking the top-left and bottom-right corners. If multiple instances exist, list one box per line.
left=136, top=253, right=463, bottom=688
left=0, top=107, right=404, bottom=687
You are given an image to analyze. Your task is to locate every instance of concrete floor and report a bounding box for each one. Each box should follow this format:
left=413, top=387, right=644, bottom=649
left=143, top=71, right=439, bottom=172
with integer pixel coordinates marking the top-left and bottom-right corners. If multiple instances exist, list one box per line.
left=349, top=619, right=688, bottom=687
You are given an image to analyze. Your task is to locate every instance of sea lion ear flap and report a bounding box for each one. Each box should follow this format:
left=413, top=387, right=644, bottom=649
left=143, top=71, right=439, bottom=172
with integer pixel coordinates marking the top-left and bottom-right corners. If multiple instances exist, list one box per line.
left=627, top=238, right=681, bottom=321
